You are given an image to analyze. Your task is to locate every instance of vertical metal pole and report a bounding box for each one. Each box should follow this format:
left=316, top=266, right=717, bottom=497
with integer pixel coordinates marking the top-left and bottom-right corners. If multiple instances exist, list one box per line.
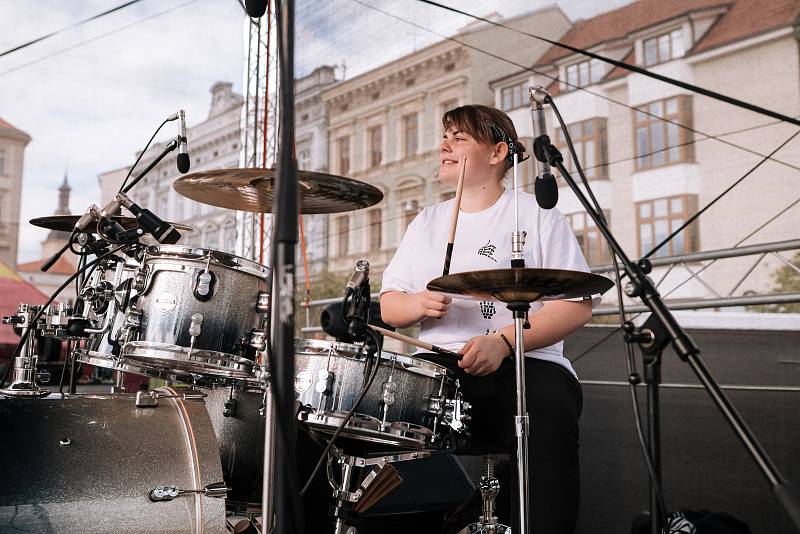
left=261, top=378, right=277, bottom=532
left=645, top=354, right=663, bottom=534
left=512, top=308, right=530, bottom=534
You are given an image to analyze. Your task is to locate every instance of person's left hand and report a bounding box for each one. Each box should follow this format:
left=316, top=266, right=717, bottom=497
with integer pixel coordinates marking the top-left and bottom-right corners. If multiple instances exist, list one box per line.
left=458, top=334, right=510, bottom=376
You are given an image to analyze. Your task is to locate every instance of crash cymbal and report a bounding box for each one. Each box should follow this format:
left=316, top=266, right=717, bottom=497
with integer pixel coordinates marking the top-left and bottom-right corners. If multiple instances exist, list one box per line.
left=427, top=268, right=614, bottom=304
left=173, top=167, right=383, bottom=214
left=30, top=215, right=193, bottom=233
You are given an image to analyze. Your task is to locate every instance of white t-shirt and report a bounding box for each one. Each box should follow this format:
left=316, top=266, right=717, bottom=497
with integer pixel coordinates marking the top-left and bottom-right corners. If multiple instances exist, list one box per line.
left=380, top=189, right=599, bottom=376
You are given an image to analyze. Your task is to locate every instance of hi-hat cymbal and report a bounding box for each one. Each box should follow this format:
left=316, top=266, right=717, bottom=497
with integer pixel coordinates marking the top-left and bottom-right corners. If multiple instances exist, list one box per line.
left=30, top=215, right=193, bottom=233
left=427, top=268, right=614, bottom=304
left=173, top=168, right=383, bottom=214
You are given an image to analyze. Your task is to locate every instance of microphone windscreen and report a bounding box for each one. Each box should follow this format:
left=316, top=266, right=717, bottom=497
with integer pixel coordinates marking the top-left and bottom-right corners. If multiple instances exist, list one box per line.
left=177, top=153, right=190, bottom=174
left=244, top=0, right=268, bottom=17
left=535, top=175, right=559, bottom=210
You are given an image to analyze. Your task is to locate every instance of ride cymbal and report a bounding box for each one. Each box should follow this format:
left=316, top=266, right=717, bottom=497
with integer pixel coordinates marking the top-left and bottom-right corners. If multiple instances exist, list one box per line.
left=427, top=268, right=614, bottom=304
left=173, top=167, right=383, bottom=214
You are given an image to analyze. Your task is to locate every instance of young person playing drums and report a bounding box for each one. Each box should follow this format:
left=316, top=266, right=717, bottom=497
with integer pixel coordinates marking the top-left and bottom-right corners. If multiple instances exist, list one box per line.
left=380, top=104, right=597, bottom=533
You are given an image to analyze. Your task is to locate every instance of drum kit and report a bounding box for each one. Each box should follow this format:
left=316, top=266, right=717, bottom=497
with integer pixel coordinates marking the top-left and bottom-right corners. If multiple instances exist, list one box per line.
left=0, top=164, right=612, bottom=534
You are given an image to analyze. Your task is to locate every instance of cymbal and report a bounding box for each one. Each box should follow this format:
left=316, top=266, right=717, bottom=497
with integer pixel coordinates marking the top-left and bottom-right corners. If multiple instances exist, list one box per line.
left=427, top=268, right=614, bottom=304
left=173, top=167, right=383, bottom=214
left=30, top=215, right=193, bottom=233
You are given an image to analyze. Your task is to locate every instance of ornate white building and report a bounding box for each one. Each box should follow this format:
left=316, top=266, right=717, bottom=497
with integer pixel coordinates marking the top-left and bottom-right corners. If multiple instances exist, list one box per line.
left=0, top=116, right=31, bottom=269
left=98, top=82, right=244, bottom=253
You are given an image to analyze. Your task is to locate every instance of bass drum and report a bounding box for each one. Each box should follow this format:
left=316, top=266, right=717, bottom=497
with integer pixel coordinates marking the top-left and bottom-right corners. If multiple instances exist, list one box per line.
left=0, top=390, right=227, bottom=534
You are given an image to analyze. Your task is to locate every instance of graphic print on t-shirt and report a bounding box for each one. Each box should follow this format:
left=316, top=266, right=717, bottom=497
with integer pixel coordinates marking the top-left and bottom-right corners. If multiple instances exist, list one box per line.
left=479, top=300, right=496, bottom=319
left=477, top=240, right=498, bottom=262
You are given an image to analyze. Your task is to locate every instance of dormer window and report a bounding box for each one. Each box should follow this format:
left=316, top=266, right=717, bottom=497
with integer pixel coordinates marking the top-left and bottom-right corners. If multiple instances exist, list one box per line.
left=564, top=58, right=604, bottom=91
left=500, top=81, right=527, bottom=111
left=643, top=28, right=685, bottom=66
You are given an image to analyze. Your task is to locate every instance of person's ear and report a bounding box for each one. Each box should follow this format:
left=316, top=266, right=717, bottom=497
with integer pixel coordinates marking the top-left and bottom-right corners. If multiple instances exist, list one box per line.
left=489, top=142, right=509, bottom=165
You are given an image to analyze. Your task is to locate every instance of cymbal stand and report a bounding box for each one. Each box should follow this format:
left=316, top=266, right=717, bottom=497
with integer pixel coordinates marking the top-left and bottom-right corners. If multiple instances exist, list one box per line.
left=509, top=152, right=532, bottom=533
left=1, top=305, right=50, bottom=398
left=458, top=455, right=510, bottom=534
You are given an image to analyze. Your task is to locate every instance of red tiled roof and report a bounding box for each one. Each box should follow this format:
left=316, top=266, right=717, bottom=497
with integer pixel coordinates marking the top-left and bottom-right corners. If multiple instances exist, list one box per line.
left=17, top=255, right=76, bottom=275
left=534, top=0, right=799, bottom=67
left=0, top=116, right=30, bottom=138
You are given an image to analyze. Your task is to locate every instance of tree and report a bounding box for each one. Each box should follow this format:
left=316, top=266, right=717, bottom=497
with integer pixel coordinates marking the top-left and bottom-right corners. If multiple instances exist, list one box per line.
left=747, top=252, right=800, bottom=313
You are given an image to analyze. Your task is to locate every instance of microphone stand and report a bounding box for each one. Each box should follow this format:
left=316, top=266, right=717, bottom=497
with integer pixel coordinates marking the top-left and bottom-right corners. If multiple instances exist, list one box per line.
left=263, top=1, right=302, bottom=533
left=122, top=138, right=179, bottom=194
left=539, top=139, right=800, bottom=533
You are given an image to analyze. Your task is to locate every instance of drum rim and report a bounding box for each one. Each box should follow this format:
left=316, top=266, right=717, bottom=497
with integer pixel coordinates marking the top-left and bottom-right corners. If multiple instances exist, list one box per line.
left=143, top=244, right=270, bottom=278
left=75, top=349, right=264, bottom=389
left=295, top=338, right=452, bottom=379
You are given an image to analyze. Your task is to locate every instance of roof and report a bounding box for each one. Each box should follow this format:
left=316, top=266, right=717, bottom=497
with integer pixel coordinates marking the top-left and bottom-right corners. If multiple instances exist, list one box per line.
left=0, top=115, right=31, bottom=140
left=534, top=0, right=799, bottom=67
left=17, top=255, right=76, bottom=275
left=0, top=261, right=50, bottom=346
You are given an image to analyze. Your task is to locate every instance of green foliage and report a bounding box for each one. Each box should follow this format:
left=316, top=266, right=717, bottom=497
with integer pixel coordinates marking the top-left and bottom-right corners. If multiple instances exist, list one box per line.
left=747, top=252, right=800, bottom=313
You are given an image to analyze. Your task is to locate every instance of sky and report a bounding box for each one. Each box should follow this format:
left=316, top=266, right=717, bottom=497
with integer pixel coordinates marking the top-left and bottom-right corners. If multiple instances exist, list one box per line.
left=0, top=0, right=634, bottom=263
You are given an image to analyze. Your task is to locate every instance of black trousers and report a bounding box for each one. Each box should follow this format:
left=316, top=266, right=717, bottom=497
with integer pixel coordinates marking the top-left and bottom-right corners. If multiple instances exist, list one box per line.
left=421, top=354, right=583, bottom=534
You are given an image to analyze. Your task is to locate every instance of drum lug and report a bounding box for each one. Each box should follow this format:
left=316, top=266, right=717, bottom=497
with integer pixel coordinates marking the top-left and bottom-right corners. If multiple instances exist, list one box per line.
left=315, top=369, right=335, bottom=396
left=132, top=268, right=148, bottom=293
left=256, top=291, right=270, bottom=313
left=192, top=270, right=216, bottom=301
left=135, top=390, right=159, bottom=408
left=248, top=329, right=267, bottom=351
left=443, top=393, right=471, bottom=433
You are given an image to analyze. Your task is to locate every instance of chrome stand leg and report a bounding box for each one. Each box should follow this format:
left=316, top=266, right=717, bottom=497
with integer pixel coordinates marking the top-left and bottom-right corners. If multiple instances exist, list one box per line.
left=510, top=307, right=531, bottom=534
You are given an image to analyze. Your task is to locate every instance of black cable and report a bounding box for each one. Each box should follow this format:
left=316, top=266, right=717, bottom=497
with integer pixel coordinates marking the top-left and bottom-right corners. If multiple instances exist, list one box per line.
left=347, top=0, right=800, bottom=175
left=553, top=99, right=670, bottom=526
left=0, top=0, right=143, bottom=59
left=300, top=327, right=383, bottom=496
left=0, top=0, right=201, bottom=79
left=118, top=118, right=171, bottom=194
left=416, top=0, right=800, bottom=128
left=0, top=244, right=128, bottom=389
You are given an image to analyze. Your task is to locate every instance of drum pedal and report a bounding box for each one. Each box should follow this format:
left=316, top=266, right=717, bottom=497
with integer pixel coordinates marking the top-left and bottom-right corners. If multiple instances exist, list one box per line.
left=149, top=481, right=228, bottom=502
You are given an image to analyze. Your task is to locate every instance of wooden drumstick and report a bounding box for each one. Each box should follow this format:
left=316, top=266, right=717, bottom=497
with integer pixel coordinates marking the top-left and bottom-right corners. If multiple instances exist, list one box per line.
left=370, top=325, right=462, bottom=360
left=442, top=156, right=467, bottom=276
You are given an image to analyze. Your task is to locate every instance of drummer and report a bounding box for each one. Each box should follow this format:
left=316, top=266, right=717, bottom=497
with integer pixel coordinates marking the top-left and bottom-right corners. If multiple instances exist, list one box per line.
left=379, top=104, right=596, bottom=533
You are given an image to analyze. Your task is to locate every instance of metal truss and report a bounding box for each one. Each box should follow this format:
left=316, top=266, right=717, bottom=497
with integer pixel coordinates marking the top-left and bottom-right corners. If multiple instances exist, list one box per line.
left=237, top=13, right=280, bottom=262
left=591, top=238, right=800, bottom=315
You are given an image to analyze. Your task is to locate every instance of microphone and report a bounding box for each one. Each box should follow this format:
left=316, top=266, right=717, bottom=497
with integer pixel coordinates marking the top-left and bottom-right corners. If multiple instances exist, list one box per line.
left=116, top=193, right=181, bottom=244
left=244, top=0, right=268, bottom=17
left=176, top=110, right=190, bottom=174
left=529, top=86, right=558, bottom=210
left=345, top=259, right=369, bottom=295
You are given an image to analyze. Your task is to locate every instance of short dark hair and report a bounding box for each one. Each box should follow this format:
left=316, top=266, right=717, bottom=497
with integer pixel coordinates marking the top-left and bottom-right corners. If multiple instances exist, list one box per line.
left=442, top=104, right=527, bottom=170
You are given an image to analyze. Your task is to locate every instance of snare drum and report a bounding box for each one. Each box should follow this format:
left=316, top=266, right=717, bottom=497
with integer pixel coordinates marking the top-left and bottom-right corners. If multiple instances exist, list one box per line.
left=294, top=339, right=469, bottom=450
left=118, top=246, right=270, bottom=382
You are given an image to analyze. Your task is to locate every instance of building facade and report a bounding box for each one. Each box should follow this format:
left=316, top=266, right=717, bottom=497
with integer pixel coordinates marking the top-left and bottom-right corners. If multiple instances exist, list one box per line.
left=0, top=117, right=31, bottom=269
left=321, top=8, right=571, bottom=280
left=295, top=65, right=338, bottom=277
left=99, top=82, right=244, bottom=253
left=491, top=0, right=800, bottom=301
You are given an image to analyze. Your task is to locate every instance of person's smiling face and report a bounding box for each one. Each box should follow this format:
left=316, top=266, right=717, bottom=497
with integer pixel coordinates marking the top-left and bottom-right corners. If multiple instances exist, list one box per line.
left=439, top=126, right=507, bottom=188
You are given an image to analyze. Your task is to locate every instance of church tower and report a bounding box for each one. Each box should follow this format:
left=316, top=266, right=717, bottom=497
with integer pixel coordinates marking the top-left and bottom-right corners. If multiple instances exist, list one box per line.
left=41, top=173, right=74, bottom=262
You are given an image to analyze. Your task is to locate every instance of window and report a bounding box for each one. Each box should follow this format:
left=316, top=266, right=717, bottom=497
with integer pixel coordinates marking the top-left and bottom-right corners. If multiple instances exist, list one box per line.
left=158, top=191, right=169, bottom=220
left=368, top=126, right=382, bottom=168
left=564, top=59, right=604, bottom=90
left=567, top=211, right=610, bottom=266
left=500, top=82, right=527, bottom=111
left=403, top=114, right=418, bottom=158
left=403, top=200, right=420, bottom=229
left=369, top=209, right=382, bottom=250
left=643, top=28, right=684, bottom=66
left=554, top=118, right=608, bottom=180
left=174, top=197, right=184, bottom=221
left=337, top=136, right=350, bottom=174
left=0, top=148, right=5, bottom=175
left=223, top=222, right=237, bottom=253
left=298, top=147, right=311, bottom=170
left=636, top=195, right=698, bottom=257
left=634, top=96, right=693, bottom=170
left=203, top=225, right=219, bottom=249
left=336, top=215, right=349, bottom=255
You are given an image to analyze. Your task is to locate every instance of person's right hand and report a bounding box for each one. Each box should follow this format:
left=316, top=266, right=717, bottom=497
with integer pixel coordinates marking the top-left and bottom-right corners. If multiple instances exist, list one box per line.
left=416, top=290, right=452, bottom=319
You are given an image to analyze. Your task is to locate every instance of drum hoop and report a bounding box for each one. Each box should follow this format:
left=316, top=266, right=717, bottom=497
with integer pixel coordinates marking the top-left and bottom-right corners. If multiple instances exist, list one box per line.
left=295, top=338, right=451, bottom=379
left=143, top=245, right=269, bottom=278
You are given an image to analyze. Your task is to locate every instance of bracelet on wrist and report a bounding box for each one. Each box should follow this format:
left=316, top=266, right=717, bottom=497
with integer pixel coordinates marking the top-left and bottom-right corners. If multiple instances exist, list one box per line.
left=494, top=331, right=515, bottom=359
